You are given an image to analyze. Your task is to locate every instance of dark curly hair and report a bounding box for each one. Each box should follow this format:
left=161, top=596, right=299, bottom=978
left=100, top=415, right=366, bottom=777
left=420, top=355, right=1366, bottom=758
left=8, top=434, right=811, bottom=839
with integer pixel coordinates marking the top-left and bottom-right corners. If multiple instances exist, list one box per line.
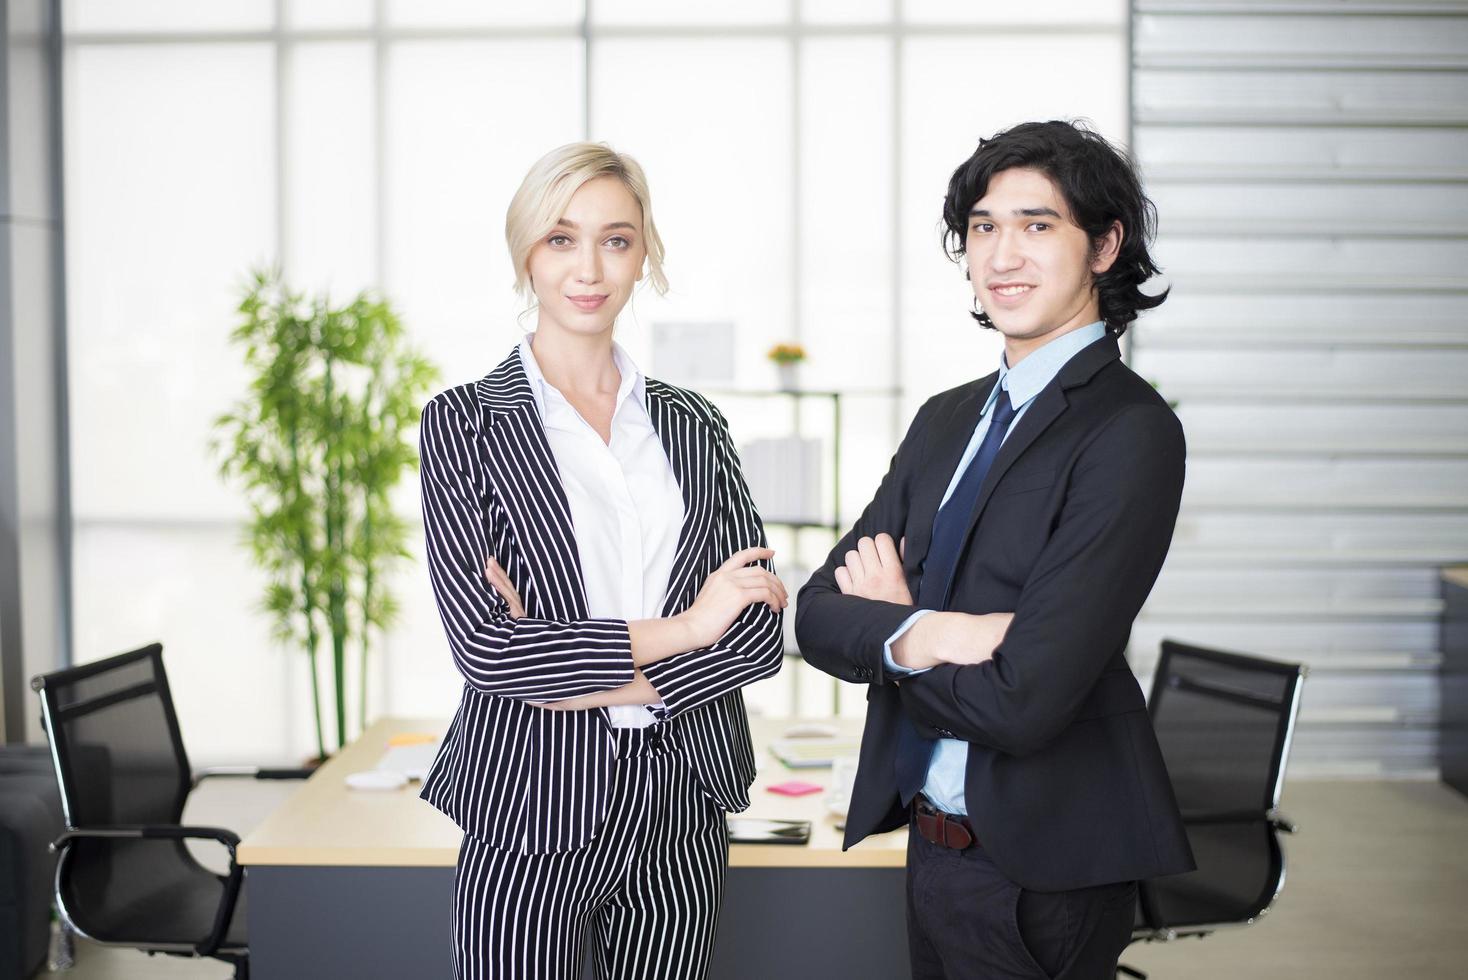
left=941, top=120, right=1166, bottom=335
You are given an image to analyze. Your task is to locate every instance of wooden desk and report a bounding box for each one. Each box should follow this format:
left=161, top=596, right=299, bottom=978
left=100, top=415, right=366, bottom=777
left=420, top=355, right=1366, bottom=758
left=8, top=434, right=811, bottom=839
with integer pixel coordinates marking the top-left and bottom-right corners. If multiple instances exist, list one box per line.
left=1443, top=567, right=1468, bottom=798
left=241, top=716, right=909, bottom=979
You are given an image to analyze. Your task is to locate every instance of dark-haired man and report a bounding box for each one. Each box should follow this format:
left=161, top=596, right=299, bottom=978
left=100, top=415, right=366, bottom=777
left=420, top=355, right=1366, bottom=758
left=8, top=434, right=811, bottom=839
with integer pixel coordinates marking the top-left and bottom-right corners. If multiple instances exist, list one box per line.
left=797, top=120, right=1194, bottom=979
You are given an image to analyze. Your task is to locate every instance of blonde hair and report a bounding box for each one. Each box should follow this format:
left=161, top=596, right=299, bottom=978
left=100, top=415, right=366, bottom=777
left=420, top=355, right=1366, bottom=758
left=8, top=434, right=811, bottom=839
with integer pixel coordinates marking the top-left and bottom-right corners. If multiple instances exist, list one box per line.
left=505, top=142, right=669, bottom=301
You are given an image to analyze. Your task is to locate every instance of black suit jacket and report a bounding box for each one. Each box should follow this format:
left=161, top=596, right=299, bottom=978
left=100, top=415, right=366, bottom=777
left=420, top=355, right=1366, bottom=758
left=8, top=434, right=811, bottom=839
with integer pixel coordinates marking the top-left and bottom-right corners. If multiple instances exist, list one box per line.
left=796, top=336, right=1194, bottom=891
left=418, top=349, right=783, bottom=853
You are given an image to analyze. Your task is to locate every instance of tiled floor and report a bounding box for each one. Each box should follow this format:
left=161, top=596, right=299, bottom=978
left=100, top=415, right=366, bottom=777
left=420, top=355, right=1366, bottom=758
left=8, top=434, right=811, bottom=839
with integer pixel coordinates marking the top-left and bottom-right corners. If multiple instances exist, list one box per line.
left=42, top=778, right=1468, bottom=979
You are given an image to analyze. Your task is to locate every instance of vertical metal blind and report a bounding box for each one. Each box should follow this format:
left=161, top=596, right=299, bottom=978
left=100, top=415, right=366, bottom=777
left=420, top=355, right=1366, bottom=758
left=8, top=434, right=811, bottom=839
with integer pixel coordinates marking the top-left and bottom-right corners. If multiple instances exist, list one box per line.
left=1128, top=0, right=1468, bottom=775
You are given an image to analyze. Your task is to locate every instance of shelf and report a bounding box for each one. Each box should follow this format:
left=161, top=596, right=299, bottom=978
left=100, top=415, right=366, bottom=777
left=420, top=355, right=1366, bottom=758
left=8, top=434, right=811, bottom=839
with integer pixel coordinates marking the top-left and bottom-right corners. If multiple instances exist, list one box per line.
left=1146, top=165, right=1468, bottom=185
left=1131, top=650, right=1441, bottom=672
left=1164, top=547, right=1468, bottom=568
left=1138, top=598, right=1443, bottom=620
left=1132, top=327, right=1468, bottom=350
left=1153, top=384, right=1468, bottom=404
left=1135, top=110, right=1468, bottom=129
left=1184, top=441, right=1468, bottom=458
left=1160, top=218, right=1468, bottom=239
left=1137, top=54, right=1468, bottom=72
left=1137, top=2, right=1468, bottom=14
left=1158, top=273, right=1468, bottom=295
left=1181, top=498, right=1468, bottom=513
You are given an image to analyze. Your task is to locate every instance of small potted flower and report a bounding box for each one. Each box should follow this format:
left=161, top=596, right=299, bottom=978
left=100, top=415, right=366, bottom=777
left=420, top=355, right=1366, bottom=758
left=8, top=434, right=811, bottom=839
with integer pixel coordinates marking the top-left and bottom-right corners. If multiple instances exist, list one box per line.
left=767, top=342, right=807, bottom=391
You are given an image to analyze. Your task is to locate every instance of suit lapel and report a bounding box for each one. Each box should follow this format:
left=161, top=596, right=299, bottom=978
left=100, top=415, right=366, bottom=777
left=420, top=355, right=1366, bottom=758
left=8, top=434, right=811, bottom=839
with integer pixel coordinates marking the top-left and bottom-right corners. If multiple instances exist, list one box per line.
left=644, top=382, right=716, bottom=616
left=956, top=334, right=1122, bottom=553
left=476, top=350, right=590, bottom=620
left=905, top=380, right=991, bottom=573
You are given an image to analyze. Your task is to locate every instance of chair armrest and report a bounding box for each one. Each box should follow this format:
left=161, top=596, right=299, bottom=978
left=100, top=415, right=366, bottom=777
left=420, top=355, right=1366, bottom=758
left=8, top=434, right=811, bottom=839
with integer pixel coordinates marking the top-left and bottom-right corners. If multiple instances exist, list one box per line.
left=1179, top=808, right=1269, bottom=826
left=49, top=824, right=244, bottom=956
left=191, top=765, right=315, bottom=788
left=51, top=824, right=241, bottom=852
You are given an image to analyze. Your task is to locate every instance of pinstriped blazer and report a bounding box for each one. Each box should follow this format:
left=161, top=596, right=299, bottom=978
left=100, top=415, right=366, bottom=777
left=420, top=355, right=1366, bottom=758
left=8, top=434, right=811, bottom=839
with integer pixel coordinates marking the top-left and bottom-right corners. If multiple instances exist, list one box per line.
left=417, top=348, right=784, bottom=853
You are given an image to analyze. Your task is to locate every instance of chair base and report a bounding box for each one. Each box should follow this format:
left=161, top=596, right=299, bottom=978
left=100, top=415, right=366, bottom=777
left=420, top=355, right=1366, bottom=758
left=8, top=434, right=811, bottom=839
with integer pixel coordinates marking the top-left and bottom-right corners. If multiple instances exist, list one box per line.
left=145, top=946, right=249, bottom=980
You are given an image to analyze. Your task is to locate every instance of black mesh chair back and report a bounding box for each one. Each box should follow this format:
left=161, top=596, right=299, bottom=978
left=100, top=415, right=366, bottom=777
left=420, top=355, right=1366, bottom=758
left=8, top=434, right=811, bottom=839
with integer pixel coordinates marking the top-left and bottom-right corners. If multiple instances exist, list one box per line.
left=1139, top=639, right=1305, bottom=936
left=32, top=643, right=247, bottom=965
left=40, top=643, right=190, bottom=830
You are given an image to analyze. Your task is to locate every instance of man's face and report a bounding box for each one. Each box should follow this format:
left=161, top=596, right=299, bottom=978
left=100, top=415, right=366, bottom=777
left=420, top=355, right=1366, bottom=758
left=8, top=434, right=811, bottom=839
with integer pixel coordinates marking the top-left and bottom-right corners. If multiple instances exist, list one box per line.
left=964, top=167, right=1119, bottom=356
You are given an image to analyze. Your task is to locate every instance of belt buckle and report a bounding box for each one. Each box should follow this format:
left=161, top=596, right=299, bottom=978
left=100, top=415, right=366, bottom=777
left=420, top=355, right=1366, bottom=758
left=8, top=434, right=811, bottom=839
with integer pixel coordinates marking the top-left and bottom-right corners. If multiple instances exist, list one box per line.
left=915, top=797, right=974, bottom=851
left=941, top=814, right=973, bottom=850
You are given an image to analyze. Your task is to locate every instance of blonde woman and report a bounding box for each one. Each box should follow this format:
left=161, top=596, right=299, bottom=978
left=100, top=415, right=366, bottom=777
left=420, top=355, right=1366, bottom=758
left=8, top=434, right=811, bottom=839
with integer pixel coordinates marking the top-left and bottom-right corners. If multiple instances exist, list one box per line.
left=417, top=143, right=786, bottom=980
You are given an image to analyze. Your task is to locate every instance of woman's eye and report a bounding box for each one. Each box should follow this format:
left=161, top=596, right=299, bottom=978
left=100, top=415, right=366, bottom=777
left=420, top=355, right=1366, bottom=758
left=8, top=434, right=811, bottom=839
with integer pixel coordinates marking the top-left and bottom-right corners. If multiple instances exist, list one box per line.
left=605, top=236, right=629, bottom=249
left=548, top=234, right=572, bottom=247
left=970, top=223, right=994, bottom=234
left=1028, top=223, right=1050, bottom=232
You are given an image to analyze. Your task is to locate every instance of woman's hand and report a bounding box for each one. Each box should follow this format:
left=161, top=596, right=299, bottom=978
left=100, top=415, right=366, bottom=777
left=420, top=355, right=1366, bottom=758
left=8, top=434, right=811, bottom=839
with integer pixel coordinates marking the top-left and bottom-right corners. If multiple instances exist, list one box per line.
left=834, top=533, right=912, bottom=605
left=484, top=557, right=526, bottom=619
left=536, top=671, right=661, bottom=711
left=678, top=546, right=787, bottom=649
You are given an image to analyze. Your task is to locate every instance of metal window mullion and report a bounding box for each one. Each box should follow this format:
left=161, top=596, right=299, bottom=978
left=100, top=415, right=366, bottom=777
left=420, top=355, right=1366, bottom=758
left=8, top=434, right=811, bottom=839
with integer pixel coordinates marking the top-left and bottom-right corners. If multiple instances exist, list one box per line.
left=373, top=0, right=387, bottom=291
left=274, top=1, right=289, bottom=279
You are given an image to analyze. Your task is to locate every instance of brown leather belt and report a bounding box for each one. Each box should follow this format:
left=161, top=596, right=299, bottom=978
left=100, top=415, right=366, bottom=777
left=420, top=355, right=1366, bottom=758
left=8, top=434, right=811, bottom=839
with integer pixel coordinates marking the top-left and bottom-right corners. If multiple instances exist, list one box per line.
left=913, top=795, right=977, bottom=851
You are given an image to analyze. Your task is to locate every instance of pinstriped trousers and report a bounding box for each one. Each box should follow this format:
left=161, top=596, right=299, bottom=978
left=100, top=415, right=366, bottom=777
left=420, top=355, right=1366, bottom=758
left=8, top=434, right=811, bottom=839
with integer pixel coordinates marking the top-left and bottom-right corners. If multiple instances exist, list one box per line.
left=452, top=726, right=727, bottom=980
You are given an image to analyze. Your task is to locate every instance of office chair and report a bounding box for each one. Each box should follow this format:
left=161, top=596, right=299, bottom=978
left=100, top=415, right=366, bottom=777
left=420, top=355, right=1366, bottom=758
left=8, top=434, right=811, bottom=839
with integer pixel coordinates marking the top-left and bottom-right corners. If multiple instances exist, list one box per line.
left=1118, top=639, right=1307, bottom=979
left=31, top=642, right=312, bottom=979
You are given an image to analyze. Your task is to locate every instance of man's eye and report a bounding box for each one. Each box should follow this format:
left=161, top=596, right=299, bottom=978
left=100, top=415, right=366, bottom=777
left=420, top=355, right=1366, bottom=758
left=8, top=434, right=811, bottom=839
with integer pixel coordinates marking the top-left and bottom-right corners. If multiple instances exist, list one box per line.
left=1028, top=223, right=1050, bottom=232
left=970, top=223, right=994, bottom=234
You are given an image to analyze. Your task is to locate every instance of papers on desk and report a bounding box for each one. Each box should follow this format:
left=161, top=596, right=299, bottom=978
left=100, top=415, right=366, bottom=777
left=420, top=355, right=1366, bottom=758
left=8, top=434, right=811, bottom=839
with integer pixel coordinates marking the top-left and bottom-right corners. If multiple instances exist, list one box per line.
left=769, top=737, right=860, bottom=769
left=375, top=735, right=439, bottom=782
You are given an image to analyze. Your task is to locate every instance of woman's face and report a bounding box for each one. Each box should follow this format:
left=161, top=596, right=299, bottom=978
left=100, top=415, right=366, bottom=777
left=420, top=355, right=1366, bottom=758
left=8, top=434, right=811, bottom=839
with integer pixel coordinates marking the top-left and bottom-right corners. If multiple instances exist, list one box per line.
left=527, top=175, right=646, bottom=339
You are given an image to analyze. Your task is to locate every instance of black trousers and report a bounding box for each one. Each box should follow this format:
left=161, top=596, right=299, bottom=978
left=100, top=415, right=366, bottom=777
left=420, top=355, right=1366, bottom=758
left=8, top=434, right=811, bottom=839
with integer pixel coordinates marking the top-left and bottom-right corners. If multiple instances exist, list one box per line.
left=452, top=726, right=727, bottom=980
left=906, top=813, right=1137, bottom=980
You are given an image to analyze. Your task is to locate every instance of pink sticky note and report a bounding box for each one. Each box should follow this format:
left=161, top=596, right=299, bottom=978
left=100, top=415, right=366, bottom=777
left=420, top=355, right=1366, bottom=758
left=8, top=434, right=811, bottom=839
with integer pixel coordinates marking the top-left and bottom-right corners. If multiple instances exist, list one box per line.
left=767, top=780, right=823, bottom=797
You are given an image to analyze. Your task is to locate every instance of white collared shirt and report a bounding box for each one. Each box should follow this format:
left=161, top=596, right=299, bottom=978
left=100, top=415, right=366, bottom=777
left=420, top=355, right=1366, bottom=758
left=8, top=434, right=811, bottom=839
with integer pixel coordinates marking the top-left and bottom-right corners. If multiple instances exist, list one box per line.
left=518, top=335, right=684, bottom=727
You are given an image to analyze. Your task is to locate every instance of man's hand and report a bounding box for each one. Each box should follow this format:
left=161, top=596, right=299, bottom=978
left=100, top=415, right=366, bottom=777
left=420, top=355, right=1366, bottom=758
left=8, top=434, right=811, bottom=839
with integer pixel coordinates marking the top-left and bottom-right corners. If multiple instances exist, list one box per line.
left=891, top=611, right=1015, bottom=670
left=834, top=533, right=912, bottom=605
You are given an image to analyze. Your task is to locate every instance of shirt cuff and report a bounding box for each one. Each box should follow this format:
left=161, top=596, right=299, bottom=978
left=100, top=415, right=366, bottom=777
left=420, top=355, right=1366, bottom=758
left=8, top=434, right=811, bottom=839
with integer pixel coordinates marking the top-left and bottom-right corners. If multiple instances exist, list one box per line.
left=883, top=609, right=935, bottom=677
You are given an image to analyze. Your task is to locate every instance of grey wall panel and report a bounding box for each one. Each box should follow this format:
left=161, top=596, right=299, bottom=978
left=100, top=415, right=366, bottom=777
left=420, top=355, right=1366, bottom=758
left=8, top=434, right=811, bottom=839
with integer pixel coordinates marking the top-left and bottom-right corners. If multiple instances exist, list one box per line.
left=1136, top=69, right=1468, bottom=125
left=1135, top=125, right=1468, bottom=180
left=1135, top=13, right=1468, bottom=67
left=1166, top=512, right=1468, bottom=561
left=1151, top=182, right=1468, bottom=234
left=1153, top=237, right=1468, bottom=283
left=1134, top=347, right=1468, bottom=389
left=1179, top=459, right=1468, bottom=509
left=1177, top=404, right=1468, bottom=452
left=1130, top=619, right=1438, bottom=658
left=1140, top=291, right=1464, bottom=342
left=1150, top=566, right=1443, bottom=604
left=1127, top=0, right=1468, bottom=778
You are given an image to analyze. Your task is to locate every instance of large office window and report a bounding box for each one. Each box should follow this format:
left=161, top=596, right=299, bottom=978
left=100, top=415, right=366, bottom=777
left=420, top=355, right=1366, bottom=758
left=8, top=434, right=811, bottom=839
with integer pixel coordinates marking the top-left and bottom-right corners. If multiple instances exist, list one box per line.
left=64, top=1, right=1127, bottom=762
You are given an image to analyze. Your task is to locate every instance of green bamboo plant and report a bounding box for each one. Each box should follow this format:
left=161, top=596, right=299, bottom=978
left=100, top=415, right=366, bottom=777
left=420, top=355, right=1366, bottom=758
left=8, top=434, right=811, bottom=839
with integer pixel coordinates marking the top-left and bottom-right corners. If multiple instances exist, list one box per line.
left=212, top=268, right=438, bottom=760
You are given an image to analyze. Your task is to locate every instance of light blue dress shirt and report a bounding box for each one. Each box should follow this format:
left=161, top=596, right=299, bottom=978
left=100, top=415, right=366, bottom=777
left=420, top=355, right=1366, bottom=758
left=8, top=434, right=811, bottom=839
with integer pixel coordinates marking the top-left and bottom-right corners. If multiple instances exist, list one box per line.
left=882, top=322, right=1107, bottom=814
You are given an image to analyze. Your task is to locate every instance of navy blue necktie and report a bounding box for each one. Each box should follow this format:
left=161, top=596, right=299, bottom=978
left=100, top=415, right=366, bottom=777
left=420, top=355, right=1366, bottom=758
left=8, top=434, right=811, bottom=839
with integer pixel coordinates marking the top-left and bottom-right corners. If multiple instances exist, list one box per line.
left=895, top=386, right=1019, bottom=804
